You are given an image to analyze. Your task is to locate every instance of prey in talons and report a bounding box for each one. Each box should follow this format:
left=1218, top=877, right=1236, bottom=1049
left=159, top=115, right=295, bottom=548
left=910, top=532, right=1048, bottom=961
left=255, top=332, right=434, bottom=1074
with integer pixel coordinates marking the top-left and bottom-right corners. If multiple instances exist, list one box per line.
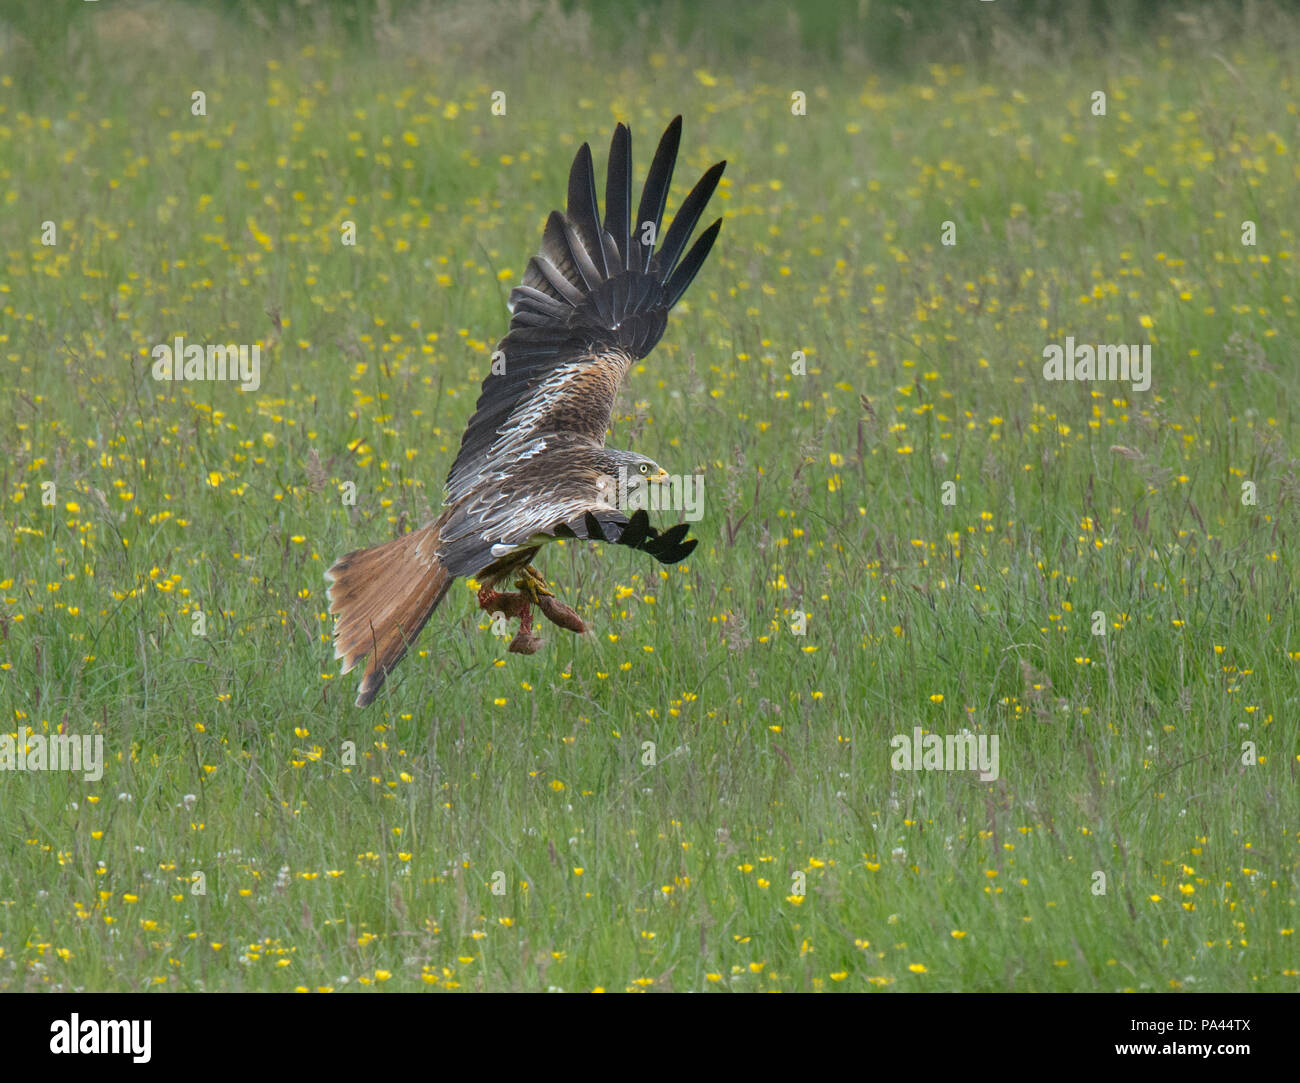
left=476, top=565, right=586, bottom=655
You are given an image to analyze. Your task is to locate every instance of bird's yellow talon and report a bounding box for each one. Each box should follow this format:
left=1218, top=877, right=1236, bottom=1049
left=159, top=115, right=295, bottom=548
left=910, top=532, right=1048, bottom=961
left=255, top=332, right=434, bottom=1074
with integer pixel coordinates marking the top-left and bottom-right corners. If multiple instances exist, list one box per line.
left=516, top=565, right=554, bottom=602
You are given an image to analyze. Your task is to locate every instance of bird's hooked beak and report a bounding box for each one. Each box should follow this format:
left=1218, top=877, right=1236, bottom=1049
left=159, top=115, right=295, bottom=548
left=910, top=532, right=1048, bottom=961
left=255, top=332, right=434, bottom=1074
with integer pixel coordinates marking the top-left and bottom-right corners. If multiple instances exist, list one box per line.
left=649, top=468, right=671, bottom=484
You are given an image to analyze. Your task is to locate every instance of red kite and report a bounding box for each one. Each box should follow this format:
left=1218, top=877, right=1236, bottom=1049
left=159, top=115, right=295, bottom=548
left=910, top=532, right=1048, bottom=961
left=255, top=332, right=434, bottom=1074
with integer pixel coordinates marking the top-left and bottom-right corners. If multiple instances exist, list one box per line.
left=327, top=117, right=725, bottom=706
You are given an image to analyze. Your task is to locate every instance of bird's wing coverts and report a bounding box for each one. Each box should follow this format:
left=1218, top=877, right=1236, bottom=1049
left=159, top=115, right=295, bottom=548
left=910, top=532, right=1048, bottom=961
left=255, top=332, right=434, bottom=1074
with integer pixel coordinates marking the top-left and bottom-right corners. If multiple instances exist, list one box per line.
left=435, top=447, right=698, bottom=578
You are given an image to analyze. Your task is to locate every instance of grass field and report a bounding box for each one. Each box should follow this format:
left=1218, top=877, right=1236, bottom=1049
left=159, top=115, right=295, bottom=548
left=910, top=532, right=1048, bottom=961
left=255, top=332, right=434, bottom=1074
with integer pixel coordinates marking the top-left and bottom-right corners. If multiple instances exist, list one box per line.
left=2, top=0, right=1298, bottom=992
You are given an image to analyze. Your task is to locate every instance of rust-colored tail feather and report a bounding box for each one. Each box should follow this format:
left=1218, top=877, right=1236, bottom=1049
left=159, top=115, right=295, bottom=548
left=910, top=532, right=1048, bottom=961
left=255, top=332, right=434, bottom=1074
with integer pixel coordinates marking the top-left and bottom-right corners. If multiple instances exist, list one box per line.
left=325, top=513, right=453, bottom=707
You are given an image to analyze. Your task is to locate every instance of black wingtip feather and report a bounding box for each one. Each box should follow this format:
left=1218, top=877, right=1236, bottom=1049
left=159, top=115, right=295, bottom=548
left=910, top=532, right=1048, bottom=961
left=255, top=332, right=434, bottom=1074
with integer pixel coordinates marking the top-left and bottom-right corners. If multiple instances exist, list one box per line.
left=665, top=537, right=698, bottom=563
left=641, top=521, right=697, bottom=565
left=652, top=160, right=726, bottom=279
left=559, top=215, right=602, bottom=294
left=619, top=509, right=651, bottom=549
left=567, top=142, right=607, bottom=281
left=654, top=522, right=692, bottom=549
left=663, top=217, right=722, bottom=309
left=633, top=116, right=682, bottom=273
left=604, top=123, right=633, bottom=271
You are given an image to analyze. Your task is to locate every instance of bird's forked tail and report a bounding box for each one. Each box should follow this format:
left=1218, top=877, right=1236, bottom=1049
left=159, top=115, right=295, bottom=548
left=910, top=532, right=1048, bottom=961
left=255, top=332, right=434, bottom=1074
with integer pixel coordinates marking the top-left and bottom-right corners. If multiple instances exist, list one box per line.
left=325, top=512, right=453, bottom=707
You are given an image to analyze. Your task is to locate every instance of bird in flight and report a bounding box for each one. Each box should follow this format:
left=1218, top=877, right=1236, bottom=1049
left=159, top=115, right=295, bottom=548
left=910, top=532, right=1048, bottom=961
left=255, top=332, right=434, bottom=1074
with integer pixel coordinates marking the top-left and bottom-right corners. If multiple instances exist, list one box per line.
left=326, top=116, right=726, bottom=707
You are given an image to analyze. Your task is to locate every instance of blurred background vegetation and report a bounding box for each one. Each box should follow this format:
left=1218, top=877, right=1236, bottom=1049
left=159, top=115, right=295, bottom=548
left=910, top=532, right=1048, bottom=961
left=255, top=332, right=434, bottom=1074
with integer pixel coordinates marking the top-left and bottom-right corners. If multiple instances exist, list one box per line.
left=3, top=0, right=1294, bottom=84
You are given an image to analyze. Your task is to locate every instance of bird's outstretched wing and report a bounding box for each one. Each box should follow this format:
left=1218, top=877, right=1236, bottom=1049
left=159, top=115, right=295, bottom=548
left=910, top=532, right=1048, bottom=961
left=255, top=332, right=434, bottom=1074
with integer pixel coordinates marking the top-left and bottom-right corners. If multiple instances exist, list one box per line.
left=444, top=116, right=725, bottom=503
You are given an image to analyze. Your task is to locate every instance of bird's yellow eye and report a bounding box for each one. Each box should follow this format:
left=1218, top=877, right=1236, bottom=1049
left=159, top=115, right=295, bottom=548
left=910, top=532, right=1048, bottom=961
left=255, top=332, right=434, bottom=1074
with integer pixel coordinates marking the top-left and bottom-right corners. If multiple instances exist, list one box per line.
left=639, top=463, right=649, bottom=474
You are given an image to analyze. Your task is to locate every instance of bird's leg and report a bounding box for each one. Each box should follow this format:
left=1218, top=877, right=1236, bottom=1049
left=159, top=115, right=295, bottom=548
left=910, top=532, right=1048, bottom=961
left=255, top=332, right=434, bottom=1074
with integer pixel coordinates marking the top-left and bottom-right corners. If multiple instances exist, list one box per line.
left=516, top=565, right=586, bottom=634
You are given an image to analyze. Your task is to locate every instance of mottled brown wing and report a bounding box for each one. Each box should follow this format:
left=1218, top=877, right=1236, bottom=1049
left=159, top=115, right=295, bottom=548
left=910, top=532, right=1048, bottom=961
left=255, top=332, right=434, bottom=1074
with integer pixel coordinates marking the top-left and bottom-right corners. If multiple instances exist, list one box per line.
left=435, top=442, right=697, bottom=579
left=444, top=116, right=725, bottom=504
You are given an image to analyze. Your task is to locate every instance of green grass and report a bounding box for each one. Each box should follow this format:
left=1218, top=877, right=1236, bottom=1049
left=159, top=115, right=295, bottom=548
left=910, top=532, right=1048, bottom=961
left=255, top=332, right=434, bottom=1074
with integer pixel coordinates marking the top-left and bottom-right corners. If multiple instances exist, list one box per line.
left=1, top=0, right=1298, bottom=992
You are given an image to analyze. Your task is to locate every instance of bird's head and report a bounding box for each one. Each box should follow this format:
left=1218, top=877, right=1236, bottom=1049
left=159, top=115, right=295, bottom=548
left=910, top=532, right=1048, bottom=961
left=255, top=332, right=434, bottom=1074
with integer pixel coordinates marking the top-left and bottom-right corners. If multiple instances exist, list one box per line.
left=594, top=449, right=670, bottom=501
